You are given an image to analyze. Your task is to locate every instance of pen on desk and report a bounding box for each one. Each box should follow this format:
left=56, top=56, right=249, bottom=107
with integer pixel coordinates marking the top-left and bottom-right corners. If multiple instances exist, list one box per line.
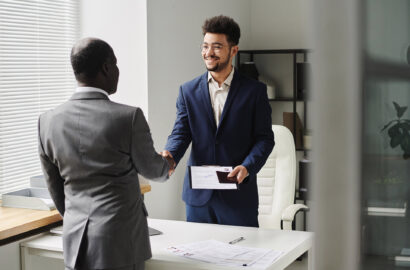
left=229, top=236, right=245, bottom=244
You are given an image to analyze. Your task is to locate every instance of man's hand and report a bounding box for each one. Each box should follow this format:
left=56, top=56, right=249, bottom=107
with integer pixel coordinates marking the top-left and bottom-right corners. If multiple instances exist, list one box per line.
left=161, top=150, right=176, bottom=176
left=228, top=165, right=248, bottom=184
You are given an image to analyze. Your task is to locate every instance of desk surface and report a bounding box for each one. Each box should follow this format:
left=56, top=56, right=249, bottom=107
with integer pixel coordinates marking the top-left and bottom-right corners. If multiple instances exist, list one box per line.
left=21, top=218, right=313, bottom=270
left=147, top=219, right=313, bottom=270
left=0, top=184, right=151, bottom=241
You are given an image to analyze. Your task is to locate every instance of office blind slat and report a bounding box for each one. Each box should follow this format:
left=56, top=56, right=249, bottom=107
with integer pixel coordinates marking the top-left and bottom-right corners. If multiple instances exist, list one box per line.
left=1, top=79, right=75, bottom=86
left=0, top=133, right=38, bottom=142
left=0, top=0, right=79, bottom=196
left=1, top=159, right=39, bottom=171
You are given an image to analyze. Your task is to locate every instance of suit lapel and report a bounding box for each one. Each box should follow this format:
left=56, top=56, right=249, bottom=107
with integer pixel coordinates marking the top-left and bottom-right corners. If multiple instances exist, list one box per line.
left=199, top=72, right=217, bottom=131
left=217, top=70, right=241, bottom=134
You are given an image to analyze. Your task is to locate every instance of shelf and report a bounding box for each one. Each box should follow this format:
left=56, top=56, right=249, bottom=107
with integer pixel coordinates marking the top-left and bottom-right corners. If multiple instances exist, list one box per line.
left=296, top=148, right=310, bottom=151
left=238, top=49, right=311, bottom=54
left=269, top=98, right=304, bottom=102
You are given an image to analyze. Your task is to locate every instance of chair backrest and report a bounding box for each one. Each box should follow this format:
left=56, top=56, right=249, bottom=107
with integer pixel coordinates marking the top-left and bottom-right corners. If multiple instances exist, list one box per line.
left=257, top=125, right=296, bottom=229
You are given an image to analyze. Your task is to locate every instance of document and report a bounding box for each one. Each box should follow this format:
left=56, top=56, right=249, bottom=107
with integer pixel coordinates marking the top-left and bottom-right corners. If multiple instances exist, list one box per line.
left=167, top=239, right=283, bottom=269
left=189, top=166, right=238, bottom=190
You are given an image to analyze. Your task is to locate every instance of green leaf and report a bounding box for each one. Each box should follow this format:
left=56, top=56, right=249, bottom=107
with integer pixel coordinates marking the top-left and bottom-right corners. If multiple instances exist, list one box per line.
left=393, top=101, right=407, bottom=118
left=388, top=125, right=400, bottom=137
left=390, top=134, right=402, bottom=148
left=401, top=135, right=410, bottom=152
left=381, top=120, right=394, bottom=132
left=400, top=122, right=410, bottom=131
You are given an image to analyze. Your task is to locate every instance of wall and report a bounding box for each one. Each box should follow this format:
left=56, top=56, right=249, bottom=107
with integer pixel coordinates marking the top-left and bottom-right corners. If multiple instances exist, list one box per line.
left=145, top=0, right=251, bottom=220
left=80, top=0, right=148, bottom=112
left=249, top=0, right=310, bottom=127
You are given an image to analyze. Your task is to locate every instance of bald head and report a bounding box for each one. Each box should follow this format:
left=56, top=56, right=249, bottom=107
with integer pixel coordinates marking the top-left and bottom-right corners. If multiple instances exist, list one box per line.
left=70, top=38, right=115, bottom=82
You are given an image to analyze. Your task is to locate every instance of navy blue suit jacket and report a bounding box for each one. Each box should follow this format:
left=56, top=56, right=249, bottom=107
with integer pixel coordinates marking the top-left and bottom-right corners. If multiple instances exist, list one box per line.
left=165, top=70, right=274, bottom=210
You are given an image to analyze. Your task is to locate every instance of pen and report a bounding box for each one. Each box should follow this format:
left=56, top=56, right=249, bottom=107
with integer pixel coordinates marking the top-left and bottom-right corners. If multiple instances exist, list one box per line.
left=229, top=236, right=245, bottom=244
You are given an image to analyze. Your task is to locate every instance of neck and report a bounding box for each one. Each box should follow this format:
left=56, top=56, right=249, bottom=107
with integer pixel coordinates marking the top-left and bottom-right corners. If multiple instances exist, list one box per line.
left=77, top=81, right=111, bottom=94
left=210, top=65, right=233, bottom=86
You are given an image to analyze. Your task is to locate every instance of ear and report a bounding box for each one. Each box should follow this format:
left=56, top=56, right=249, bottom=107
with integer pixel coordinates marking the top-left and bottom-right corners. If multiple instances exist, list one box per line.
left=101, top=62, right=110, bottom=77
left=231, top=45, right=239, bottom=58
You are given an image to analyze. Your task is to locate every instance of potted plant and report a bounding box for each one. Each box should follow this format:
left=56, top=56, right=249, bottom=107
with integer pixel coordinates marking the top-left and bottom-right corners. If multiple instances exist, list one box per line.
left=381, top=102, right=410, bottom=159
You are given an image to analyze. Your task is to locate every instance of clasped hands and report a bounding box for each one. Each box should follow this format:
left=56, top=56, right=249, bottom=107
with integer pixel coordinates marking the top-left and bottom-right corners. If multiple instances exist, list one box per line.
left=160, top=150, right=248, bottom=183
left=161, top=150, right=176, bottom=176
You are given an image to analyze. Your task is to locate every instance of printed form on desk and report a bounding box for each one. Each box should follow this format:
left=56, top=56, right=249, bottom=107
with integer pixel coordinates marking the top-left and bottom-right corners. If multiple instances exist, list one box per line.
left=167, top=239, right=283, bottom=269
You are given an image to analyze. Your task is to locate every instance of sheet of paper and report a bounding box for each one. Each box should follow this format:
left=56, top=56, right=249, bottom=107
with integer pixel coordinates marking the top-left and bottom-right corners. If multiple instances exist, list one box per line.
left=167, top=239, right=283, bottom=269
left=190, top=166, right=237, bottom=190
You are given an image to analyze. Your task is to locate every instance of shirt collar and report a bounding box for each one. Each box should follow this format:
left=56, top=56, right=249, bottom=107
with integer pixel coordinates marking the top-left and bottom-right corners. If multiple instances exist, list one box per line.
left=76, top=86, right=109, bottom=97
left=207, top=67, right=235, bottom=87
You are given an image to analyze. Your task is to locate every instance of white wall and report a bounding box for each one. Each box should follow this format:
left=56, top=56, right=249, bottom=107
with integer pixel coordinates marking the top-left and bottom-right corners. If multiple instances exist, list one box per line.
left=80, top=0, right=148, bottom=112
left=249, top=0, right=310, bottom=50
left=145, top=0, right=251, bottom=220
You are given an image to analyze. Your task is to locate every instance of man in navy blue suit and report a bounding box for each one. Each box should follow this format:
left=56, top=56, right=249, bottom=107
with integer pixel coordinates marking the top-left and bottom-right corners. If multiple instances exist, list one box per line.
left=163, top=15, right=274, bottom=227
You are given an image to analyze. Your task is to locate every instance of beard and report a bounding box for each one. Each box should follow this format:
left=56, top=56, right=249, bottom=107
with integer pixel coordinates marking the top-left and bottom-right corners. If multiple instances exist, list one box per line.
left=205, top=54, right=231, bottom=72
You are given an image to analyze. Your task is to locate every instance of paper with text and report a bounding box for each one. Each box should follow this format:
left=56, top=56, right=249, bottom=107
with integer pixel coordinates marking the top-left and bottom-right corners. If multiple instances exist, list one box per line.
left=167, top=239, right=283, bottom=269
left=189, top=166, right=237, bottom=190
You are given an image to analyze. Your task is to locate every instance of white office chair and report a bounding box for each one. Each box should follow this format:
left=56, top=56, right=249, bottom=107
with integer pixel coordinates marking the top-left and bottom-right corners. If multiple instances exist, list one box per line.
left=257, top=125, right=308, bottom=230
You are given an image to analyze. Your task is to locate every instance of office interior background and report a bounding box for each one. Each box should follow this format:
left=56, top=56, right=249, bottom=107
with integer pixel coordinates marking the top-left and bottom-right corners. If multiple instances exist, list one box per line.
left=0, top=0, right=409, bottom=269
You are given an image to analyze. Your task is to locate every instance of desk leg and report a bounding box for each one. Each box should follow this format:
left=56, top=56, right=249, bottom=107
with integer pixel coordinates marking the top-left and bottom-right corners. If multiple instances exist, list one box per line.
left=20, top=246, right=30, bottom=270
left=307, top=247, right=314, bottom=270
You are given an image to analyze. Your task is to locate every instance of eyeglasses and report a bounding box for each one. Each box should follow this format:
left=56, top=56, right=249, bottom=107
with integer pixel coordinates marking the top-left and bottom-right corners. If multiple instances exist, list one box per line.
left=200, top=44, right=226, bottom=53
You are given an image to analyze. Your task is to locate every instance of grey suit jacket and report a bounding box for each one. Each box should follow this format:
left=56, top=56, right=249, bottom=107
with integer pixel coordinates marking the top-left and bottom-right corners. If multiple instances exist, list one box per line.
left=38, top=91, right=169, bottom=269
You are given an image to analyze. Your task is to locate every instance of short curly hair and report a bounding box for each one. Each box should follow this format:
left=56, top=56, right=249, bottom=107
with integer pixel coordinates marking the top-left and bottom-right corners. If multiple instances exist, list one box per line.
left=202, top=15, right=241, bottom=45
left=70, top=38, right=114, bottom=80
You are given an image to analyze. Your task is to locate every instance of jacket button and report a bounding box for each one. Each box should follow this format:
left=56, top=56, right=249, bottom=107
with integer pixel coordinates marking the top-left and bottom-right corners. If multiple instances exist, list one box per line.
left=215, top=140, right=219, bottom=145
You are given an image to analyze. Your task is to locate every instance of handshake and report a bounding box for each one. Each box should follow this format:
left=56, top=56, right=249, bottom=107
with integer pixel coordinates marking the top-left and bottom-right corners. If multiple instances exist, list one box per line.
left=161, top=150, right=176, bottom=177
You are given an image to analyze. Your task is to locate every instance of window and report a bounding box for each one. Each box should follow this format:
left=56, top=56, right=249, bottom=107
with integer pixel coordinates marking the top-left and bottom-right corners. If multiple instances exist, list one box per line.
left=0, top=0, right=79, bottom=195
left=361, top=0, right=410, bottom=268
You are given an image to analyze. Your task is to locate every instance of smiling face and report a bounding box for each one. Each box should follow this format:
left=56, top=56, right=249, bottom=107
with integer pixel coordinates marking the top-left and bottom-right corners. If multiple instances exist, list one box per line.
left=201, top=33, right=238, bottom=74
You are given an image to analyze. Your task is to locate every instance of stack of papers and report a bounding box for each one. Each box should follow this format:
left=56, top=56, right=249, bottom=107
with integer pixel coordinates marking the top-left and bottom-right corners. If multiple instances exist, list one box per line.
left=167, top=240, right=283, bottom=269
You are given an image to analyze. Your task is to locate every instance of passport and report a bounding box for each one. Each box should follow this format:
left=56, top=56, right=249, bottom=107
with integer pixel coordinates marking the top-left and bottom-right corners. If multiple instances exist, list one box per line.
left=216, top=171, right=237, bottom=183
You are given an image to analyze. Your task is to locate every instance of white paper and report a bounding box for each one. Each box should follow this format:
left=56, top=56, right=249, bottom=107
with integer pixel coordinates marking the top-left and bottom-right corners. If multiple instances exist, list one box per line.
left=167, top=239, right=283, bottom=269
left=190, top=166, right=237, bottom=190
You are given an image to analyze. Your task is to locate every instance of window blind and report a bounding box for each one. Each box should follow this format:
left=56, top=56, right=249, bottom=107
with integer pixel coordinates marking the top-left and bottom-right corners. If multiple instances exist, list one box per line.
left=0, top=0, right=79, bottom=195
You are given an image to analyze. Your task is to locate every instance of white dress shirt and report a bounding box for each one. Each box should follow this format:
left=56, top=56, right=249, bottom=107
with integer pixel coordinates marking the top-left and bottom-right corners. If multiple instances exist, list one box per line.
left=75, top=86, right=109, bottom=97
left=208, top=68, right=234, bottom=127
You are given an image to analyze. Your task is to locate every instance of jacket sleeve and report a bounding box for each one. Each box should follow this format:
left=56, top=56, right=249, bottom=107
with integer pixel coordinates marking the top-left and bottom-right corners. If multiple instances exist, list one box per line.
left=130, top=108, right=169, bottom=182
left=164, top=86, right=192, bottom=164
left=38, top=117, right=65, bottom=216
left=241, top=84, right=275, bottom=175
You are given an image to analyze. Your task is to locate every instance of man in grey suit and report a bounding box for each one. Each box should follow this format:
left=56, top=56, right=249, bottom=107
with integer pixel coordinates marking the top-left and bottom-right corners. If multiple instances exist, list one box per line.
left=38, top=38, right=174, bottom=270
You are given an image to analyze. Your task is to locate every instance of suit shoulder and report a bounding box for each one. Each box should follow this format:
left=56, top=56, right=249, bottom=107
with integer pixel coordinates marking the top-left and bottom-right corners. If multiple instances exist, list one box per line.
left=39, top=100, right=68, bottom=120
left=180, top=73, right=205, bottom=91
left=107, top=101, right=145, bottom=119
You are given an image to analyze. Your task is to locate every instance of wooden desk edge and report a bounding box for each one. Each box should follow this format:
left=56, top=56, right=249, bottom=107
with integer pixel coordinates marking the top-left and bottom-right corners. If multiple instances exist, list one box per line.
left=0, top=184, right=151, bottom=241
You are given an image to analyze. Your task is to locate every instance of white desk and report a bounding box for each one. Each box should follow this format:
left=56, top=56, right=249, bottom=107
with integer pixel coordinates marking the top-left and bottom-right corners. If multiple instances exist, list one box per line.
left=20, top=218, right=314, bottom=270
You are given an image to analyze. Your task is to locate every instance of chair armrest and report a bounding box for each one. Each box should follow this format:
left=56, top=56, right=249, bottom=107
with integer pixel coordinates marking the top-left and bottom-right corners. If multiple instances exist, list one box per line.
left=281, top=204, right=309, bottom=230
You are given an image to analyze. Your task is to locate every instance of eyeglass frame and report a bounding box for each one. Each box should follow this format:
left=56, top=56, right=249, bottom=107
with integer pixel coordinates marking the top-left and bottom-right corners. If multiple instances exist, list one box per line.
left=200, top=43, right=232, bottom=53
